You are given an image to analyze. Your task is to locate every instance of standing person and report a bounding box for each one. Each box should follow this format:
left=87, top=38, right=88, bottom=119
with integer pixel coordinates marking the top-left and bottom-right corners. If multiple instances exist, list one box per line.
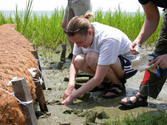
left=120, top=0, right=167, bottom=109
left=61, top=12, right=138, bottom=105
left=62, top=0, right=91, bottom=59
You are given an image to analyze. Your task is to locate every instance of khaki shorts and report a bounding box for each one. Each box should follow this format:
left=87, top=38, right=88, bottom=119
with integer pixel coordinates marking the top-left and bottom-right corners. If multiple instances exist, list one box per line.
left=64, top=0, right=91, bottom=22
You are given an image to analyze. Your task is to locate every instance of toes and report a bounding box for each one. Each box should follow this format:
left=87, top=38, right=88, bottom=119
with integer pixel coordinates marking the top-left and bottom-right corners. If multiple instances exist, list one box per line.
left=104, top=92, right=115, bottom=97
left=121, top=97, right=128, bottom=103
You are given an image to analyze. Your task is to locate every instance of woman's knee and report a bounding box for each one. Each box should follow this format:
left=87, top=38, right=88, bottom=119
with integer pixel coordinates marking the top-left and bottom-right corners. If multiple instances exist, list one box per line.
left=110, top=58, right=125, bottom=78
left=86, top=52, right=98, bottom=68
left=74, top=54, right=86, bottom=69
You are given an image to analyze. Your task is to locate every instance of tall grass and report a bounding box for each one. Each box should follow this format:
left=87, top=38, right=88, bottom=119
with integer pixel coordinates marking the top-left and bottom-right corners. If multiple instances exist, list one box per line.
left=106, top=110, right=167, bottom=125
left=0, top=5, right=162, bottom=49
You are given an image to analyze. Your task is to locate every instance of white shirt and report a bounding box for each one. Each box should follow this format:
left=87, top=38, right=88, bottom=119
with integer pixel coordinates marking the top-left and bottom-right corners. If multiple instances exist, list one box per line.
left=73, top=22, right=138, bottom=65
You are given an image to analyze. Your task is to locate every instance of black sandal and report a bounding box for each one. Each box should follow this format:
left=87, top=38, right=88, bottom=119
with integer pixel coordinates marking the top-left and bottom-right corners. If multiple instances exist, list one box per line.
left=90, top=82, right=112, bottom=92
left=102, top=84, right=125, bottom=98
left=119, top=94, right=148, bottom=109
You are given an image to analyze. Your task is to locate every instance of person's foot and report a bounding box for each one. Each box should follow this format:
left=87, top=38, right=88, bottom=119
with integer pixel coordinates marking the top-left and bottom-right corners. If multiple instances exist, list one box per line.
left=67, top=53, right=73, bottom=59
left=120, top=93, right=148, bottom=109
left=102, top=84, right=125, bottom=98
left=121, top=94, right=139, bottom=104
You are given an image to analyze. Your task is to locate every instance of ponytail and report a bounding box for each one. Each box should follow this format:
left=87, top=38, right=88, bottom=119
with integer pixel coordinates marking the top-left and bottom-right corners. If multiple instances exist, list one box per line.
left=84, top=11, right=94, bottom=20
left=65, top=11, right=94, bottom=36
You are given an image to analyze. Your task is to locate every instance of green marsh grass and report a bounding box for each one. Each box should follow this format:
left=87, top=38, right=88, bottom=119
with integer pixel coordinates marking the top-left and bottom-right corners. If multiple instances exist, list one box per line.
left=0, top=8, right=162, bottom=50
left=105, top=110, right=167, bottom=125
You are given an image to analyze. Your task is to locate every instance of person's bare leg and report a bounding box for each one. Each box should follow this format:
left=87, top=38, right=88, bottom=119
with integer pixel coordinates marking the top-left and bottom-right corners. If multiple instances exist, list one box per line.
left=86, top=52, right=124, bottom=84
left=74, top=54, right=95, bottom=75
left=86, top=52, right=125, bottom=97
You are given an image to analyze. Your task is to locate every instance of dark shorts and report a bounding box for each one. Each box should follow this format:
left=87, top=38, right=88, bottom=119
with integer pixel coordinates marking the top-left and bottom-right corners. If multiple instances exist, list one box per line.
left=118, top=55, right=137, bottom=83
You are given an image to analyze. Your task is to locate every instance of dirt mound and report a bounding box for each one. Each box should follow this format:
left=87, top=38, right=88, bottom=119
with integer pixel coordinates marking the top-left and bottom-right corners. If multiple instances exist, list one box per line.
left=0, top=24, right=37, bottom=124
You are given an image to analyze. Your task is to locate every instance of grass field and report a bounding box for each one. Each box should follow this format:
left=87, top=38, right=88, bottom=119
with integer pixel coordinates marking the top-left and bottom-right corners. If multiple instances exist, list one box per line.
left=0, top=5, right=162, bottom=50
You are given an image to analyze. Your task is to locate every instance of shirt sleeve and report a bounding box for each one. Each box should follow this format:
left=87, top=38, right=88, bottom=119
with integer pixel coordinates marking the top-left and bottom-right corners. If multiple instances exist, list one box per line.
left=138, top=0, right=150, bottom=5
left=98, top=39, right=120, bottom=65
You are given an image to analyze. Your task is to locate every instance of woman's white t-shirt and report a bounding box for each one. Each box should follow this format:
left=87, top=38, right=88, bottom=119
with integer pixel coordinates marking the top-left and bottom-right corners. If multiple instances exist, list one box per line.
left=73, top=22, right=138, bottom=65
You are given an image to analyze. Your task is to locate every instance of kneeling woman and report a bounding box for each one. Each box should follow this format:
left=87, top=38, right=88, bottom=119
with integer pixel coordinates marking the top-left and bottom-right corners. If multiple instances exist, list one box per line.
left=62, top=12, right=138, bottom=105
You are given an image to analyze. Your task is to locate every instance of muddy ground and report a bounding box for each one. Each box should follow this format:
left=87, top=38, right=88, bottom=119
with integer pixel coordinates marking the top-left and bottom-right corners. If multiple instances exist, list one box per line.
left=37, top=47, right=167, bottom=125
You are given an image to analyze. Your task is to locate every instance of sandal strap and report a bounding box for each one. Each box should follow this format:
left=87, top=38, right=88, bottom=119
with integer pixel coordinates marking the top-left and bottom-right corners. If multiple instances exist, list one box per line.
left=126, top=97, right=132, bottom=104
left=104, top=84, right=125, bottom=95
left=134, top=94, right=147, bottom=102
left=101, top=82, right=112, bottom=88
left=105, top=89, right=122, bottom=95
left=111, top=84, right=125, bottom=90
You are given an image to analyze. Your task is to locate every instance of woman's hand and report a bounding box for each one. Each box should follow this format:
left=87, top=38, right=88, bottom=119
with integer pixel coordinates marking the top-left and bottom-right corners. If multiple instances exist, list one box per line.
left=61, top=94, right=75, bottom=105
left=63, top=85, right=76, bottom=100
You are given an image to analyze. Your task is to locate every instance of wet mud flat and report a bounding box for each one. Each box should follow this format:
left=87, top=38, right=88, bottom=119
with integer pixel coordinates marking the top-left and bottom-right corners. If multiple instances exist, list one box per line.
left=37, top=47, right=167, bottom=125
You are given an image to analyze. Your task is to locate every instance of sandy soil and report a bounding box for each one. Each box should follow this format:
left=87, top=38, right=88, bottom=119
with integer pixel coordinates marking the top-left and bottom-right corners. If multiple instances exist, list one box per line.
left=37, top=47, right=167, bottom=125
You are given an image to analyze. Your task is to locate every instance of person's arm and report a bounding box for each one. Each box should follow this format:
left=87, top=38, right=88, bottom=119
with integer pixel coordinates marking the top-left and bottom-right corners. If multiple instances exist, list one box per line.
left=130, top=1, right=160, bottom=54
left=61, top=65, right=109, bottom=105
left=63, top=56, right=78, bottom=100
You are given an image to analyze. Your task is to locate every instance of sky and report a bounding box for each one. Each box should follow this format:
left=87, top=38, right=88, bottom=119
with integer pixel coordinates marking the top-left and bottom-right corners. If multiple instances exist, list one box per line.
left=0, top=0, right=144, bottom=12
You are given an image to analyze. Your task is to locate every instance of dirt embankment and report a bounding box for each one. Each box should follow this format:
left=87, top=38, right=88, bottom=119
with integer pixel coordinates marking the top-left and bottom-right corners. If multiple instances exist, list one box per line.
left=0, top=24, right=37, bottom=124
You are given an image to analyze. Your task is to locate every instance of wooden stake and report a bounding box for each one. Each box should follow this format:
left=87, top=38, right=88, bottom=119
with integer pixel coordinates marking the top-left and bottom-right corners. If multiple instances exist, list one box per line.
left=12, top=78, right=37, bottom=125
left=34, top=71, right=48, bottom=112
left=31, top=50, right=46, bottom=90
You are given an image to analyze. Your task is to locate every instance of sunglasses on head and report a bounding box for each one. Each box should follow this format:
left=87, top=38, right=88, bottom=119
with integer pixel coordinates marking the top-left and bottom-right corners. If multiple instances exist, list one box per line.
left=64, top=28, right=88, bottom=36
left=64, top=29, right=80, bottom=36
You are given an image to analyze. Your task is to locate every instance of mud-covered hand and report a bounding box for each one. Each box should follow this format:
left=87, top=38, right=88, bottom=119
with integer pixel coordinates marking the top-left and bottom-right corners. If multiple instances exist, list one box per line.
left=63, top=85, right=76, bottom=100
left=61, top=94, right=75, bottom=105
left=149, top=54, right=167, bottom=69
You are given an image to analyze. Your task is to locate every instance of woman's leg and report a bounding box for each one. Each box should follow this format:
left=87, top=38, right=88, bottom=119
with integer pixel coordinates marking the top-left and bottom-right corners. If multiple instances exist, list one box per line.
left=74, top=54, right=95, bottom=75
left=86, top=52, right=124, bottom=84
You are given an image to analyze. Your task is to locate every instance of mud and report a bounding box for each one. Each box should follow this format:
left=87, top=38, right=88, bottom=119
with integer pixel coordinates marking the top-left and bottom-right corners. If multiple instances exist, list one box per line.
left=37, top=47, right=167, bottom=125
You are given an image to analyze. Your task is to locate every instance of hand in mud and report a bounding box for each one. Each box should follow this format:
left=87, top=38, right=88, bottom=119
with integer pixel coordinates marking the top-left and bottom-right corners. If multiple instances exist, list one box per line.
left=61, top=95, right=75, bottom=105
left=149, top=54, right=167, bottom=69
left=63, top=87, right=76, bottom=100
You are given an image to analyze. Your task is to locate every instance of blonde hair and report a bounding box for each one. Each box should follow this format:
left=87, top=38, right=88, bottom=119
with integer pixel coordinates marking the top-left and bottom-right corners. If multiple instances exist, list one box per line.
left=64, top=12, right=94, bottom=36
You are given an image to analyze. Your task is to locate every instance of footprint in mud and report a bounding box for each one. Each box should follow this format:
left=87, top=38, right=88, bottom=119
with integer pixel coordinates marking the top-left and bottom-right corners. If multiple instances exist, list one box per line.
left=63, top=109, right=109, bottom=124
left=47, top=99, right=62, bottom=105
left=85, top=110, right=97, bottom=123
left=85, top=110, right=110, bottom=124
left=97, top=111, right=110, bottom=119
left=63, top=109, right=86, bottom=117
